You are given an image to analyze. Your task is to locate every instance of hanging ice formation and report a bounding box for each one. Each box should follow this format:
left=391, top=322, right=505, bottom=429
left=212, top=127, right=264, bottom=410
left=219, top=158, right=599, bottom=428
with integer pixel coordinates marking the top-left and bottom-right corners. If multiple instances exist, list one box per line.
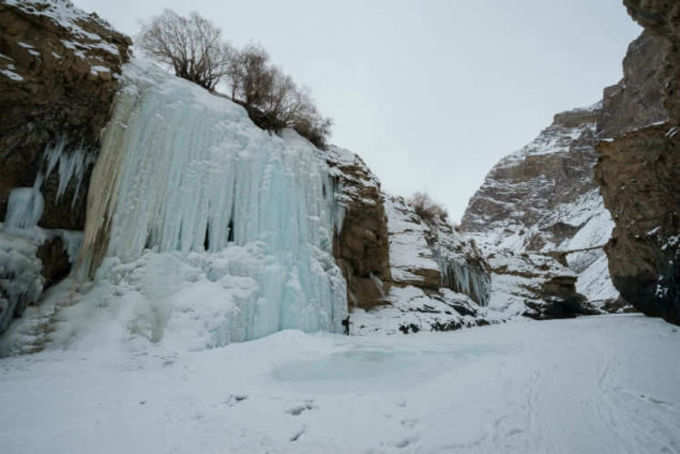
left=4, top=137, right=93, bottom=233
left=0, top=137, right=91, bottom=334
left=438, top=258, right=490, bottom=306
left=76, top=59, right=347, bottom=347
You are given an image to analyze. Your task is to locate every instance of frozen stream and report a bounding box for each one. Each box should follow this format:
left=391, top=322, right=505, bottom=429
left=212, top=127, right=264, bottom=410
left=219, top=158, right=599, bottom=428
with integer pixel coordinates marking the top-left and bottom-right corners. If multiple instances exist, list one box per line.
left=1, top=315, right=679, bottom=453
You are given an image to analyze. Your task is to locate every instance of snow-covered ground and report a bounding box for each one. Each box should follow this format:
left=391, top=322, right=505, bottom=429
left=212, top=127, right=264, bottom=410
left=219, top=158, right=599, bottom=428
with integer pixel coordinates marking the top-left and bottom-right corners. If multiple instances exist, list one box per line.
left=1, top=315, right=678, bottom=454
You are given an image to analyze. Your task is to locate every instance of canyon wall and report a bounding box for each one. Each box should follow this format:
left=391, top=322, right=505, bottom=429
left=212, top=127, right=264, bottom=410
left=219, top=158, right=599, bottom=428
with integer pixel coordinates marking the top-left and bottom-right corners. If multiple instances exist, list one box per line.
left=595, top=1, right=680, bottom=324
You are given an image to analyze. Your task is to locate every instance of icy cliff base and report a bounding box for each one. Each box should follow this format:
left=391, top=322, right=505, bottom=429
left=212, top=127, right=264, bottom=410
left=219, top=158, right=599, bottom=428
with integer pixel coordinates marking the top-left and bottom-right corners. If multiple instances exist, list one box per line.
left=0, top=224, right=81, bottom=338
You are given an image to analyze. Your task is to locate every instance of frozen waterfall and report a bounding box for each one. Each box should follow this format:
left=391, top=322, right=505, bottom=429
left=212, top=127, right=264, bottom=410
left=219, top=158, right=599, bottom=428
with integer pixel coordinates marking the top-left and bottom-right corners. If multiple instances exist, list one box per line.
left=439, top=259, right=490, bottom=307
left=74, top=59, right=347, bottom=348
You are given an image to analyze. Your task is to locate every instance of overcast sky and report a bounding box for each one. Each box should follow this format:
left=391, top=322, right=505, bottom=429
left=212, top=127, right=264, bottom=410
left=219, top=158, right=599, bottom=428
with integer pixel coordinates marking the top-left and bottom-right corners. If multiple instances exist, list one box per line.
left=75, top=0, right=641, bottom=222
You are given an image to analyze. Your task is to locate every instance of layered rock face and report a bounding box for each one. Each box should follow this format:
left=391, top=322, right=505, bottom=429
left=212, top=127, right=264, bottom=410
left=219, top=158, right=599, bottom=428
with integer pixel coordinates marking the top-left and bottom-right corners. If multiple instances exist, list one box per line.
left=485, top=249, right=599, bottom=320
left=596, top=2, right=680, bottom=324
left=461, top=104, right=620, bottom=308
left=0, top=0, right=130, bottom=333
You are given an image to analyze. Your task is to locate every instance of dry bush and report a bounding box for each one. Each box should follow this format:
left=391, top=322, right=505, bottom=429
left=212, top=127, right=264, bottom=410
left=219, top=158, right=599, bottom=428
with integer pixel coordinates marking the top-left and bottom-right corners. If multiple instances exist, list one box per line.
left=228, top=44, right=332, bottom=148
left=138, top=10, right=234, bottom=91
left=409, top=192, right=449, bottom=223
left=228, top=44, right=273, bottom=106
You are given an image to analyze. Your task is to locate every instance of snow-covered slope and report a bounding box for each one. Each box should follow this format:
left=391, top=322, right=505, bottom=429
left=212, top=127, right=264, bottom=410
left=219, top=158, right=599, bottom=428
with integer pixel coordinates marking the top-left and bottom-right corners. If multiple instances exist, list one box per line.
left=461, top=104, right=620, bottom=305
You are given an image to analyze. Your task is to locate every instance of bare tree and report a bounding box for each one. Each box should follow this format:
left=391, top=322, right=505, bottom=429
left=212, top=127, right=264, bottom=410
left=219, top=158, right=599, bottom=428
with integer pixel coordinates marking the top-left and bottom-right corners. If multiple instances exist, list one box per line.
left=139, top=10, right=333, bottom=148
left=227, top=44, right=275, bottom=107
left=138, top=10, right=234, bottom=91
left=409, top=192, right=449, bottom=223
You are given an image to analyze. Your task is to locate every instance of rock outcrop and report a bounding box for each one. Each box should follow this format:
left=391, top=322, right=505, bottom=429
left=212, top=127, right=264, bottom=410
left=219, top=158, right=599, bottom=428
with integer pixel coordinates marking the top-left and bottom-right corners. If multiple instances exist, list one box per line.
left=352, top=196, right=495, bottom=335
left=327, top=146, right=392, bottom=310
left=0, top=0, right=130, bottom=333
left=485, top=249, right=598, bottom=320
left=595, top=2, right=680, bottom=325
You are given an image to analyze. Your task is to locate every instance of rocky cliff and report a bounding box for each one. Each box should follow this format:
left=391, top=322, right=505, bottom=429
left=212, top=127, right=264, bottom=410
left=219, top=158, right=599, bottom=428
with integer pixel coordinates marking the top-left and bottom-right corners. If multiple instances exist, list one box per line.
left=595, top=1, right=680, bottom=325
left=0, top=0, right=130, bottom=333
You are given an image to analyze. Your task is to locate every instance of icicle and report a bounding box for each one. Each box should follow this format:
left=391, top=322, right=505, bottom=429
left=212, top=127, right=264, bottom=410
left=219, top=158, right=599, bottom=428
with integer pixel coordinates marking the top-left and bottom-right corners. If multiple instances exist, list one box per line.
left=4, top=175, right=45, bottom=231
left=440, top=258, right=491, bottom=307
left=43, top=136, right=96, bottom=208
left=4, top=136, right=94, bottom=236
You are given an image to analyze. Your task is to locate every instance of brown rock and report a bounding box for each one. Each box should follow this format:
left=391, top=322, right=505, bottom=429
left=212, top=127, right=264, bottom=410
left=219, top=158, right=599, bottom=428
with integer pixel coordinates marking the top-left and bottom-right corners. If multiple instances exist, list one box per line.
left=36, top=236, right=71, bottom=288
left=598, top=31, right=668, bottom=138
left=596, top=125, right=680, bottom=324
left=327, top=147, right=391, bottom=310
left=595, top=2, right=680, bottom=325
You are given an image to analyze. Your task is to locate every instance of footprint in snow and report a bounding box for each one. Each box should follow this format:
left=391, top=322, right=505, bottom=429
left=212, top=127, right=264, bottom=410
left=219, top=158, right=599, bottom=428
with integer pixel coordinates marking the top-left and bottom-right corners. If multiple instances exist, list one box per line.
left=394, top=435, right=420, bottom=449
left=224, top=394, right=248, bottom=407
left=400, top=418, right=419, bottom=429
left=639, top=394, right=673, bottom=407
left=290, top=425, right=306, bottom=442
left=287, top=400, right=316, bottom=416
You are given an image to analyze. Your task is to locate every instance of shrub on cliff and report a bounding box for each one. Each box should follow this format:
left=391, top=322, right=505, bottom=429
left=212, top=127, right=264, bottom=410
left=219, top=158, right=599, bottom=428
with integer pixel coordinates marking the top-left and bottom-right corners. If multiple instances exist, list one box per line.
left=138, top=10, right=234, bottom=91
left=138, top=11, right=332, bottom=149
left=409, top=192, right=449, bottom=223
left=226, top=44, right=332, bottom=149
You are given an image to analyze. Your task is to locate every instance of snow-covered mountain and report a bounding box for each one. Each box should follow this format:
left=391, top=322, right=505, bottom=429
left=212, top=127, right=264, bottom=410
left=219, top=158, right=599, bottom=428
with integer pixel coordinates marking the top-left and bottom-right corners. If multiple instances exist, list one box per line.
left=461, top=104, right=621, bottom=306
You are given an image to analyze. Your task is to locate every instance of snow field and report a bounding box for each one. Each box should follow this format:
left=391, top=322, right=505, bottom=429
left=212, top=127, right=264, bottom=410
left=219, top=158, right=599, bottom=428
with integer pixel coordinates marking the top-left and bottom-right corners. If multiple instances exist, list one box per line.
left=1, top=315, right=678, bottom=453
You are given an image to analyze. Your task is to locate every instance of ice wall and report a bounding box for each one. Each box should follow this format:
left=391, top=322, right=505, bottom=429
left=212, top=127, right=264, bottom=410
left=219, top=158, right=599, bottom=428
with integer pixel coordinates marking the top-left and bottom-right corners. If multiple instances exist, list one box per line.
left=75, top=59, right=346, bottom=347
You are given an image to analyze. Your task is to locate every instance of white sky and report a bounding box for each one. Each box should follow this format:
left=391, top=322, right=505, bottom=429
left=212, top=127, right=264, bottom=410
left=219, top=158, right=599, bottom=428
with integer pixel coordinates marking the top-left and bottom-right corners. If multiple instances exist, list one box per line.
left=75, top=0, right=641, bottom=222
